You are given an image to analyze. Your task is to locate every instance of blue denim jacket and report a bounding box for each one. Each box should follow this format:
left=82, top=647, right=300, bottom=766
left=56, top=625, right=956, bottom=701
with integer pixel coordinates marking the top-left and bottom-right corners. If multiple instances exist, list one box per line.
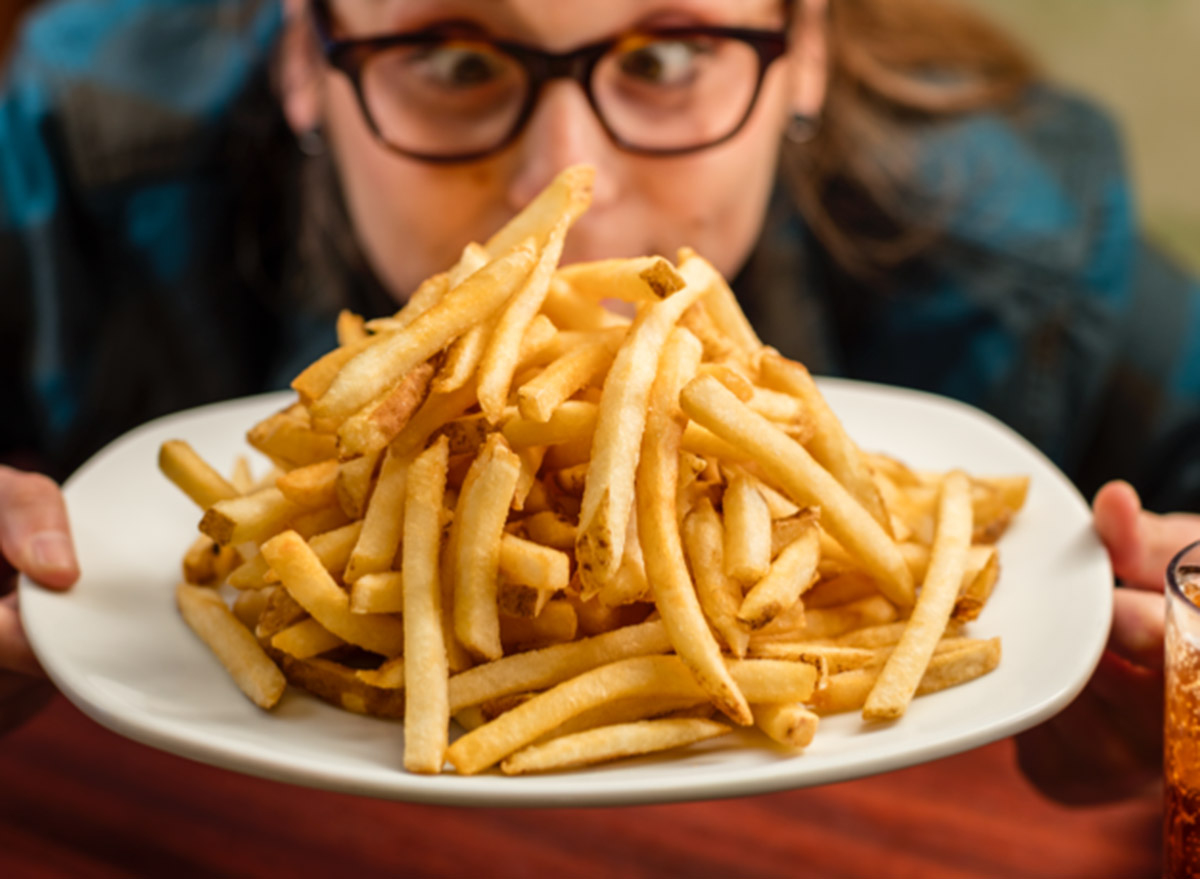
left=3, top=0, right=1199, bottom=511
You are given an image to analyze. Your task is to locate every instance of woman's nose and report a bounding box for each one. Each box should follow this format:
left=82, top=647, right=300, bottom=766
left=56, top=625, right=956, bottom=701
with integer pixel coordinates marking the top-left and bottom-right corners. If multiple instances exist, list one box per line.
left=505, top=80, right=619, bottom=214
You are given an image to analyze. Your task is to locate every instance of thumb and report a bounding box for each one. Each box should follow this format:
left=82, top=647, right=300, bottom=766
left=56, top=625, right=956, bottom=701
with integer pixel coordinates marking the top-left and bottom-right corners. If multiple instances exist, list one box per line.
left=1092, top=480, right=1200, bottom=591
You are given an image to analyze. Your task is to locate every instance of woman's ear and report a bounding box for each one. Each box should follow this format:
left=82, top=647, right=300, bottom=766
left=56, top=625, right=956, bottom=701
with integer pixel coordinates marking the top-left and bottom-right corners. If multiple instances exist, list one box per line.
left=277, top=0, right=323, bottom=135
left=788, top=0, right=829, bottom=119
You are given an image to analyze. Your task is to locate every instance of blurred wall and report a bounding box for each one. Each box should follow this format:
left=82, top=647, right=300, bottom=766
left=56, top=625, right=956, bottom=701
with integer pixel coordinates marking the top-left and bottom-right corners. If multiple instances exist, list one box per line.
left=966, top=0, right=1200, bottom=271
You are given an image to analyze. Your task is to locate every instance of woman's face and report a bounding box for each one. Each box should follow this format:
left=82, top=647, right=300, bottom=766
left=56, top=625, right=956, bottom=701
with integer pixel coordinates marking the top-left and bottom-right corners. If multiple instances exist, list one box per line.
left=283, top=0, right=825, bottom=300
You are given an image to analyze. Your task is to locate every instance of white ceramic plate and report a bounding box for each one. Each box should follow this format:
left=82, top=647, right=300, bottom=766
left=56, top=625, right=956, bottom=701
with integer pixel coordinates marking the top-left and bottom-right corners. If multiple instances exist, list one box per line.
left=20, top=380, right=1112, bottom=807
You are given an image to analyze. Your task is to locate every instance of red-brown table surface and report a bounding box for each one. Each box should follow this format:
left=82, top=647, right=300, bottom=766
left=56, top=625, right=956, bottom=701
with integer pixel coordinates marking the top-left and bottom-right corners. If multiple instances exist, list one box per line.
left=0, top=695, right=1160, bottom=879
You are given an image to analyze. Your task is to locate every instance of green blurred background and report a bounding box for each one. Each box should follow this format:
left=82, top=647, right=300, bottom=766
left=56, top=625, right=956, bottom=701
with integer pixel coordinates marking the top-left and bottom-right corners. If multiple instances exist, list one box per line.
left=968, top=0, right=1200, bottom=270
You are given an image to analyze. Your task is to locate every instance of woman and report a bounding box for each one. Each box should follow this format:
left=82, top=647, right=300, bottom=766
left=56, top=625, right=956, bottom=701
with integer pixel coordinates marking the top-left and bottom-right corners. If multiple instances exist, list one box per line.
left=2, top=0, right=1196, bottom=799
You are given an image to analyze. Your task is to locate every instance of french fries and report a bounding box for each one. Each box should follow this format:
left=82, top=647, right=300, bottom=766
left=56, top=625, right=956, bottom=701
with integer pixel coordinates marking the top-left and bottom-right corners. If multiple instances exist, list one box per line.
left=162, top=164, right=1025, bottom=777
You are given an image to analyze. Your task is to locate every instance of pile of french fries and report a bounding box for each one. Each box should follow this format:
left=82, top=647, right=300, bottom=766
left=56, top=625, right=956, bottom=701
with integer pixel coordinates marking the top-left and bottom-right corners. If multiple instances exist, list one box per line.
left=161, top=165, right=1028, bottom=776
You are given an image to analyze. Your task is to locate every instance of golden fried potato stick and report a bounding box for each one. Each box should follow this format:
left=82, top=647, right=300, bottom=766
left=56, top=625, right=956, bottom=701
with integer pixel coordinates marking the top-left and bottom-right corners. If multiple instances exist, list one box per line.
left=313, top=239, right=538, bottom=422
left=176, top=583, right=286, bottom=709
left=679, top=374, right=914, bottom=608
left=446, top=655, right=817, bottom=774
left=271, top=618, right=346, bottom=659
left=275, top=459, right=340, bottom=509
left=759, top=353, right=892, bottom=536
left=403, top=435, right=452, bottom=774
left=454, top=435, right=522, bottom=660
left=365, top=271, right=450, bottom=334
left=181, top=534, right=238, bottom=586
left=677, top=247, right=761, bottom=354
left=447, top=618, right=671, bottom=712
left=738, top=511, right=820, bottom=630
left=576, top=272, right=706, bottom=593
left=863, top=470, right=973, bottom=721
left=503, top=400, right=598, bottom=449
left=753, top=594, right=898, bottom=643
left=516, top=332, right=622, bottom=423
left=478, top=214, right=576, bottom=421
left=432, top=243, right=494, bottom=395
left=261, top=530, right=405, bottom=657
left=636, top=328, right=752, bottom=725
left=159, top=440, right=239, bottom=510
left=349, top=572, right=404, bottom=614
left=722, top=471, right=773, bottom=586
left=751, top=703, right=819, bottom=749
left=291, top=335, right=379, bottom=408
left=335, top=450, right=380, bottom=519
left=338, top=361, right=434, bottom=459
left=812, top=638, right=1000, bottom=715
left=681, top=499, right=751, bottom=658
left=501, top=717, right=730, bottom=775
left=199, top=487, right=301, bottom=547
left=556, top=255, right=686, bottom=303
left=345, top=445, right=411, bottom=583
left=485, top=164, right=594, bottom=255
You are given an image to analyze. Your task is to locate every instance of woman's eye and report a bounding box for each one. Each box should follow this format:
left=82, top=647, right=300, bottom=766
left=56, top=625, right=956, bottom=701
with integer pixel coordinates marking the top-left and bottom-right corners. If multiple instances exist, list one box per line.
left=617, top=39, right=711, bottom=87
left=411, top=45, right=507, bottom=88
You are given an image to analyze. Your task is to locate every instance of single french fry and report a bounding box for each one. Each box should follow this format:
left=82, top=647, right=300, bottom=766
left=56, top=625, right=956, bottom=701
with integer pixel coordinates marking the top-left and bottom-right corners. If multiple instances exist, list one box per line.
left=447, top=618, right=671, bottom=711
left=499, top=599, right=578, bottom=652
left=403, top=435, right=452, bottom=774
left=738, top=514, right=821, bottom=630
left=454, top=435, right=522, bottom=660
left=722, top=471, right=773, bottom=586
left=636, top=328, right=751, bottom=725
left=576, top=275, right=707, bottom=592
left=336, top=309, right=368, bottom=345
left=338, top=361, right=435, bottom=458
left=759, top=354, right=893, bottom=535
left=199, top=487, right=301, bottom=547
left=557, top=255, right=686, bottom=303
left=159, top=440, right=239, bottom=510
left=271, top=617, right=346, bottom=659
left=312, top=239, right=538, bottom=422
left=517, top=334, right=622, bottom=423
left=512, top=445, right=545, bottom=512
left=345, top=445, right=411, bottom=583
left=182, top=534, right=238, bottom=586
left=349, top=571, right=405, bottom=614
left=520, top=511, right=577, bottom=550
left=503, top=400, right=597, bottom=449
left=501, top=717, right=730, bottom=775
left=275, top=459, right=340, bottom=509
left=292, top=335, right=380, bottom=407
left=677, top=247, right=761, bottom=353
left=176, top=583, right=286, bottom=709
left=477, top=216, right=575, bottom=421
left=260, top=530, right=405, bottom=657
left=357, top=656, right=405, bottom=689
left=335, top=450, right=380, bottom=519
left=247, top=407, right=339, bottom=470
left=751, top=703, right=819, bottom=749
left=680, top=375, right=914, bottom=607
left=811, top=638, right=1001, bottom=715
left=541, top=276, right=631, bottom=331
left=863, top=471, right=973, bottom=721
left=499, top=533, right=570, bottom=593
left=485, top=164, right=594, bottom=255
left=231, top=586, right=274, bottom=630
left=446, top=656, right=817, bottom=774
left=754, top=594, right=899, bottom=643
left=682, top=499, right=751, bottom=658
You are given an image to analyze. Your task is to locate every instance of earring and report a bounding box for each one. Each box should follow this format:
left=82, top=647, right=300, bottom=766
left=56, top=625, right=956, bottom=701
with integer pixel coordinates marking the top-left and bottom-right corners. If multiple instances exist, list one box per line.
left=297, top=127, right=326, bottom=158
left=785, top=113, right=819, bottom=145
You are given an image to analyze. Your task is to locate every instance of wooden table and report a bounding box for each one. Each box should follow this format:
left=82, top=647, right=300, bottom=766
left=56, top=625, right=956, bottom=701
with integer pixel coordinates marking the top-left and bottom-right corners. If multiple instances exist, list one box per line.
left=0, top=695, right=1161, bottom=878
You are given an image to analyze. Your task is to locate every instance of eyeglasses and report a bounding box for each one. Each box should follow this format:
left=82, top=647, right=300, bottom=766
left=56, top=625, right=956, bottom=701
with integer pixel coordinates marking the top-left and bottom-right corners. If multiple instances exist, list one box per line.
left=311, top=1, right=788, bottom=163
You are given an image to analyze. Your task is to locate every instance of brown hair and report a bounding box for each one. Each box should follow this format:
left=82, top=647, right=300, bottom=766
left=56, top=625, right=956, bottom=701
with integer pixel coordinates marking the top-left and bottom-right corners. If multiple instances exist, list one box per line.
left=783, top=0, right=1038, bottom=279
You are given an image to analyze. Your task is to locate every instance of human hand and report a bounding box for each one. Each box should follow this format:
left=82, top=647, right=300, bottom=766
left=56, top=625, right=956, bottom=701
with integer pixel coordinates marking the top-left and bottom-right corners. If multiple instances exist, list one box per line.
left=0, top=466, right=79, bottom=733
left=1015, top=480, right=1197, bottom=803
